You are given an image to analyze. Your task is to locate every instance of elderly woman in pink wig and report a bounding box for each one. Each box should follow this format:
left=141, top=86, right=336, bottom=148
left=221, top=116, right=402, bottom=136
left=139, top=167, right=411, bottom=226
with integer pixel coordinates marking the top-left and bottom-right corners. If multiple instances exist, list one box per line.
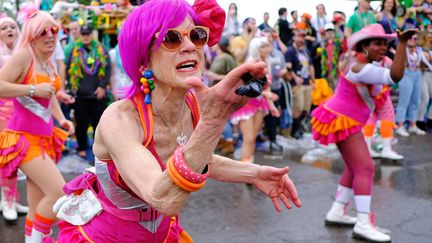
left=0, top=5, right=74, bottom=242
left=54, top=0, right=301, bottom=242
left=0, top=15, right=30, bottom=223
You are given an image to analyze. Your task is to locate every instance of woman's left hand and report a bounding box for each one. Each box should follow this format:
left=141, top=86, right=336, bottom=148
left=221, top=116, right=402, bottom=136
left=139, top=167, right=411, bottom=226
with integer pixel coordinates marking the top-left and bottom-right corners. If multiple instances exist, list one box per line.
left=56, top=90, right=75, bottom=104
left=60, top=119, right=75, bottom=135
left=253, top=166, right=302, bottom=212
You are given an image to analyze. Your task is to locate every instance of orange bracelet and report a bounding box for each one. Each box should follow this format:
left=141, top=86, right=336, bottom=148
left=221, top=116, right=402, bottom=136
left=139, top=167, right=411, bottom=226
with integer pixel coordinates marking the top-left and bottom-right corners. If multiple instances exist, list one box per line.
left=167, top=157, right=206, bottom=192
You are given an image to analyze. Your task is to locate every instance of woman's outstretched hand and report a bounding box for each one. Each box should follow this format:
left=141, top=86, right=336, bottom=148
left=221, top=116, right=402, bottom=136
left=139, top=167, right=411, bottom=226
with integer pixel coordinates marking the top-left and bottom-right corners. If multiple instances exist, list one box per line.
left=397, top=28, right=418, bottom=43
left=185, top=62, right=268, bottom=121
left=253, top=166, right=302, bottom=212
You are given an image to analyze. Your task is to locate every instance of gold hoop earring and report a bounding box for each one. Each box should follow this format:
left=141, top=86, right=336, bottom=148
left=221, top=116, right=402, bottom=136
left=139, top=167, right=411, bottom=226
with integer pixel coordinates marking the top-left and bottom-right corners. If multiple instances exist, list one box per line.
left=363, top=50, right=369, bottom=58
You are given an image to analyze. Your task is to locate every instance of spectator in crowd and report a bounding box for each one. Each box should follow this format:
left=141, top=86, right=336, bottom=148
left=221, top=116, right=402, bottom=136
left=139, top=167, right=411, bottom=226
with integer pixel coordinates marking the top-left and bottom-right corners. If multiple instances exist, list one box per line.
left=312, top=3, right=332, bottom=43
left=321, top=22, right=346, bottom=88
left=275, top=8, right=293, bottom=47
left=63, top=21, right=81, bottom=60
left=263, top=29, right=287, bottom=152
left=417, top=30, right=432, bottom=131
left=66, top=25, right=111, bottom=160
left=376, top=0, right=400, bottom=58
left=395, top=34, right=427, bottom=136
left=258, top=12, right=271, bottom=31
left=289, top=10, right=299, bottom=30
left=230, top=17, right=257, bottom=65
left=300, top=13, right=317, bottom=51
left=223, top=3, right=241, bottom=38
left=285, top=29, right=315, bottom=139
left=345, top=0, right=377, bottom=37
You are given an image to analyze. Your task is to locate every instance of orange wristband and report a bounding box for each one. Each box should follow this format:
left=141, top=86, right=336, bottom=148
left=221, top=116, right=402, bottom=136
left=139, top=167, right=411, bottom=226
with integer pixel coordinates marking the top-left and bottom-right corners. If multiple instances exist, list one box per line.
left=167, top=157, right=206, bottom=192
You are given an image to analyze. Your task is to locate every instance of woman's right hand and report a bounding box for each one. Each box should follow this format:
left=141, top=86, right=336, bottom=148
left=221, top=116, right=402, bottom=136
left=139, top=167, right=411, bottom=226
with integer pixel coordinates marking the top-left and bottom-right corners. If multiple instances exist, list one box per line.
left=34, top=83, right=55, bottom=99
left=186, top=62, right=268, bottom=122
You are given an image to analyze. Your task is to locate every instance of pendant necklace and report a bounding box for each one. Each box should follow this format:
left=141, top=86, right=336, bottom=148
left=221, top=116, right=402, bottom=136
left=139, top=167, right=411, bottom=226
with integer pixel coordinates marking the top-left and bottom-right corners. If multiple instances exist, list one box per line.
left=153, top=104, right=188, bottom=145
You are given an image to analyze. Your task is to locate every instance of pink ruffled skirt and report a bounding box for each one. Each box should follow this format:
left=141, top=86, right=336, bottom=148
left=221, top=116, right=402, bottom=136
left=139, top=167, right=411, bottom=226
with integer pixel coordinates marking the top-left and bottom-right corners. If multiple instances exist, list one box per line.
left=230, top=97, right=269, bottom=125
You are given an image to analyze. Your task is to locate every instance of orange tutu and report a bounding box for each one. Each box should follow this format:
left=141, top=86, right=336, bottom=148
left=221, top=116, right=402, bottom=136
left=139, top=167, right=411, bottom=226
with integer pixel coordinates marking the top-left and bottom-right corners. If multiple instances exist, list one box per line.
left=311, top=105, right=363, bottom=145
left=0, top=127, right=68, bottom=178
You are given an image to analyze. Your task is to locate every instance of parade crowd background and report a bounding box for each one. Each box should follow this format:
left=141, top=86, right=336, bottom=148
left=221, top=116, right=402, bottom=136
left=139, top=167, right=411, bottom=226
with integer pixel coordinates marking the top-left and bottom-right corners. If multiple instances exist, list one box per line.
left=1, top=0, right=431, bottom=161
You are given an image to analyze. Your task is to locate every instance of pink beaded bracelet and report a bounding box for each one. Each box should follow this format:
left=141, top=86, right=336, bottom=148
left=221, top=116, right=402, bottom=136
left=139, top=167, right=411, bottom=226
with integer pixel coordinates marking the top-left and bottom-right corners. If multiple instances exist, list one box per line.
left=173, top=145, right=209, bottom=184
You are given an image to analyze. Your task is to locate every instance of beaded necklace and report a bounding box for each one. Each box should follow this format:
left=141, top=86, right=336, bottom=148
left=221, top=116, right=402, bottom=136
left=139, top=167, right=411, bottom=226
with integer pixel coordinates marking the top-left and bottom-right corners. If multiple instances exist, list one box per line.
left=68, top=39, right=107, bottom=92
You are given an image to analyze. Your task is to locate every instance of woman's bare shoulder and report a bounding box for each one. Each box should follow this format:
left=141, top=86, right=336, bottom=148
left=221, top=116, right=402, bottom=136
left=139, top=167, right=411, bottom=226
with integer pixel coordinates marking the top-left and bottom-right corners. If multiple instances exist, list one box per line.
left=100, top=99, right=139, bottom=125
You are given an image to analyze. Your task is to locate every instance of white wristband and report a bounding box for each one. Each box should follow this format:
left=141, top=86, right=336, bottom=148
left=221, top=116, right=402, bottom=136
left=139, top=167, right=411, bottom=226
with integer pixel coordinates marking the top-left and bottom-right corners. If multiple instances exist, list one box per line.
left=29, top=85, right=35, bottom=97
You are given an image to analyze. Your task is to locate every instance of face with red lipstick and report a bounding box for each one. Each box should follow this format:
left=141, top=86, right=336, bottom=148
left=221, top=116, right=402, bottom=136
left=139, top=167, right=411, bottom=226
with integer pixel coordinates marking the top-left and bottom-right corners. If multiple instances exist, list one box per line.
left=148, top=17, right=205, bottom=89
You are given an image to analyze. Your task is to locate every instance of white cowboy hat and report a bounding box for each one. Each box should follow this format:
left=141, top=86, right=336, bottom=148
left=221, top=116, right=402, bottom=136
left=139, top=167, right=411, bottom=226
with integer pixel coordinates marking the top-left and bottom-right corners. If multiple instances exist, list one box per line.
left=347, top=24, right=397, bottom=50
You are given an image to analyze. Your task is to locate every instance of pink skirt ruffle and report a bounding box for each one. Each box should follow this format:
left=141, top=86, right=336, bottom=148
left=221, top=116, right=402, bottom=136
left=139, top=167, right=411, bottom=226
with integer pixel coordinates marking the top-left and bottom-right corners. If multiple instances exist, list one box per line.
left=0, top=99, right=13, bottom=121
left=0, top=133, right=29, bottom=179
left=230, top=97, right=269, bottom=125
left=311, top=105, right=363, bottom=145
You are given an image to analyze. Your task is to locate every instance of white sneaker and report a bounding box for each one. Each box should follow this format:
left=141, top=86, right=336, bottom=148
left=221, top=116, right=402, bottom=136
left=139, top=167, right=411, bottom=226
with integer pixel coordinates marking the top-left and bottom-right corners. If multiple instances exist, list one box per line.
left=395, top=127, right=409, bottom=137
left=353, top=213, right=391, bottom=242
left=325, top=201, right=357, bottom=226
left=408, top=126, right=426, bottom=135
left=1, top=201, right=18, bottom=222
left=15, top=202, right=29, bottom=214
left=381, top=148, right=404, bottom=160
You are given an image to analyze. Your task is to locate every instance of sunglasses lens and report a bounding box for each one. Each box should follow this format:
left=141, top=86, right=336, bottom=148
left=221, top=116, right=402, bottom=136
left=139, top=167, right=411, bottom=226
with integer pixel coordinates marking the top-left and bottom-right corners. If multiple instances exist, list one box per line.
left=40, top=29, right=47, bottom=36
left=190, top=27, right=208, bottom=48
left=52, top=26, right=59, bottom=35
left=162, top=30, right=182, bottom=50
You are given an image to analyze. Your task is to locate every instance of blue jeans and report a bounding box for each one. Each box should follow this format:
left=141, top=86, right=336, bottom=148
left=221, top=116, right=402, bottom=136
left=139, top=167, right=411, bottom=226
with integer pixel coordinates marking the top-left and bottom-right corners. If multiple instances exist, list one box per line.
left=223, top=121, right=233, bottom=140
left=395, top=70, right=422, bottom=123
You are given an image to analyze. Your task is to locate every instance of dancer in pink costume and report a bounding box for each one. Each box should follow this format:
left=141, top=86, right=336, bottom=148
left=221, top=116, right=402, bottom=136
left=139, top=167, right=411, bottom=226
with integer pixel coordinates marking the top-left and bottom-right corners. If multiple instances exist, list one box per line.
left=0, top=16, right=30, bottom=223
left=363, top=56, right=403, bottom=161
left=0, top=5, right=74, bottom=242
left=311, top=24, right=417, bottom=242
left=54, top=0, right=301, bottom=242
left=230, top=37, right=280, bottom=164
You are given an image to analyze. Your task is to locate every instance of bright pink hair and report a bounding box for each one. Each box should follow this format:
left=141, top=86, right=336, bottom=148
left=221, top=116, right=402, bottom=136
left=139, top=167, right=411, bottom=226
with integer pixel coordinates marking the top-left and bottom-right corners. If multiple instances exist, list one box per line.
left=118, top=0, right=199, bottom=99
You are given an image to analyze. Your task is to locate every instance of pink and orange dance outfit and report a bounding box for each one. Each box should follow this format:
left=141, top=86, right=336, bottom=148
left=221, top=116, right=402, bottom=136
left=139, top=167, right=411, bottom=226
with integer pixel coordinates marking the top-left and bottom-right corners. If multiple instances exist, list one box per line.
left=312, top=64, right=394, bottom=146
left=0, top=65, right=68, bottom=178
left=311, top=61, right=395, bottom=211
left=55, top=92, right=198, bottom=242
left=363, top=58, right=395, bottom=139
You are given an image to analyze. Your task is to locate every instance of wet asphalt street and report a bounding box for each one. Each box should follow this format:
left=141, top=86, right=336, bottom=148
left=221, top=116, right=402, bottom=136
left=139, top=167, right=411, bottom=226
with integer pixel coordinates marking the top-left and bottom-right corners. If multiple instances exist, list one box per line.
left=1, top=134, right=431, bottom=243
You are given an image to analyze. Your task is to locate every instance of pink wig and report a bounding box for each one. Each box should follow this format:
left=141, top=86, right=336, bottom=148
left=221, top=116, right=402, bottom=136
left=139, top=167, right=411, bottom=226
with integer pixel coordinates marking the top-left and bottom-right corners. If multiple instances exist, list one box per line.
left=15, top=10, right=58, bottom=76
left=118, top=0, right=199, bottom=99
left=16, top=10, right=57, bottom=50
